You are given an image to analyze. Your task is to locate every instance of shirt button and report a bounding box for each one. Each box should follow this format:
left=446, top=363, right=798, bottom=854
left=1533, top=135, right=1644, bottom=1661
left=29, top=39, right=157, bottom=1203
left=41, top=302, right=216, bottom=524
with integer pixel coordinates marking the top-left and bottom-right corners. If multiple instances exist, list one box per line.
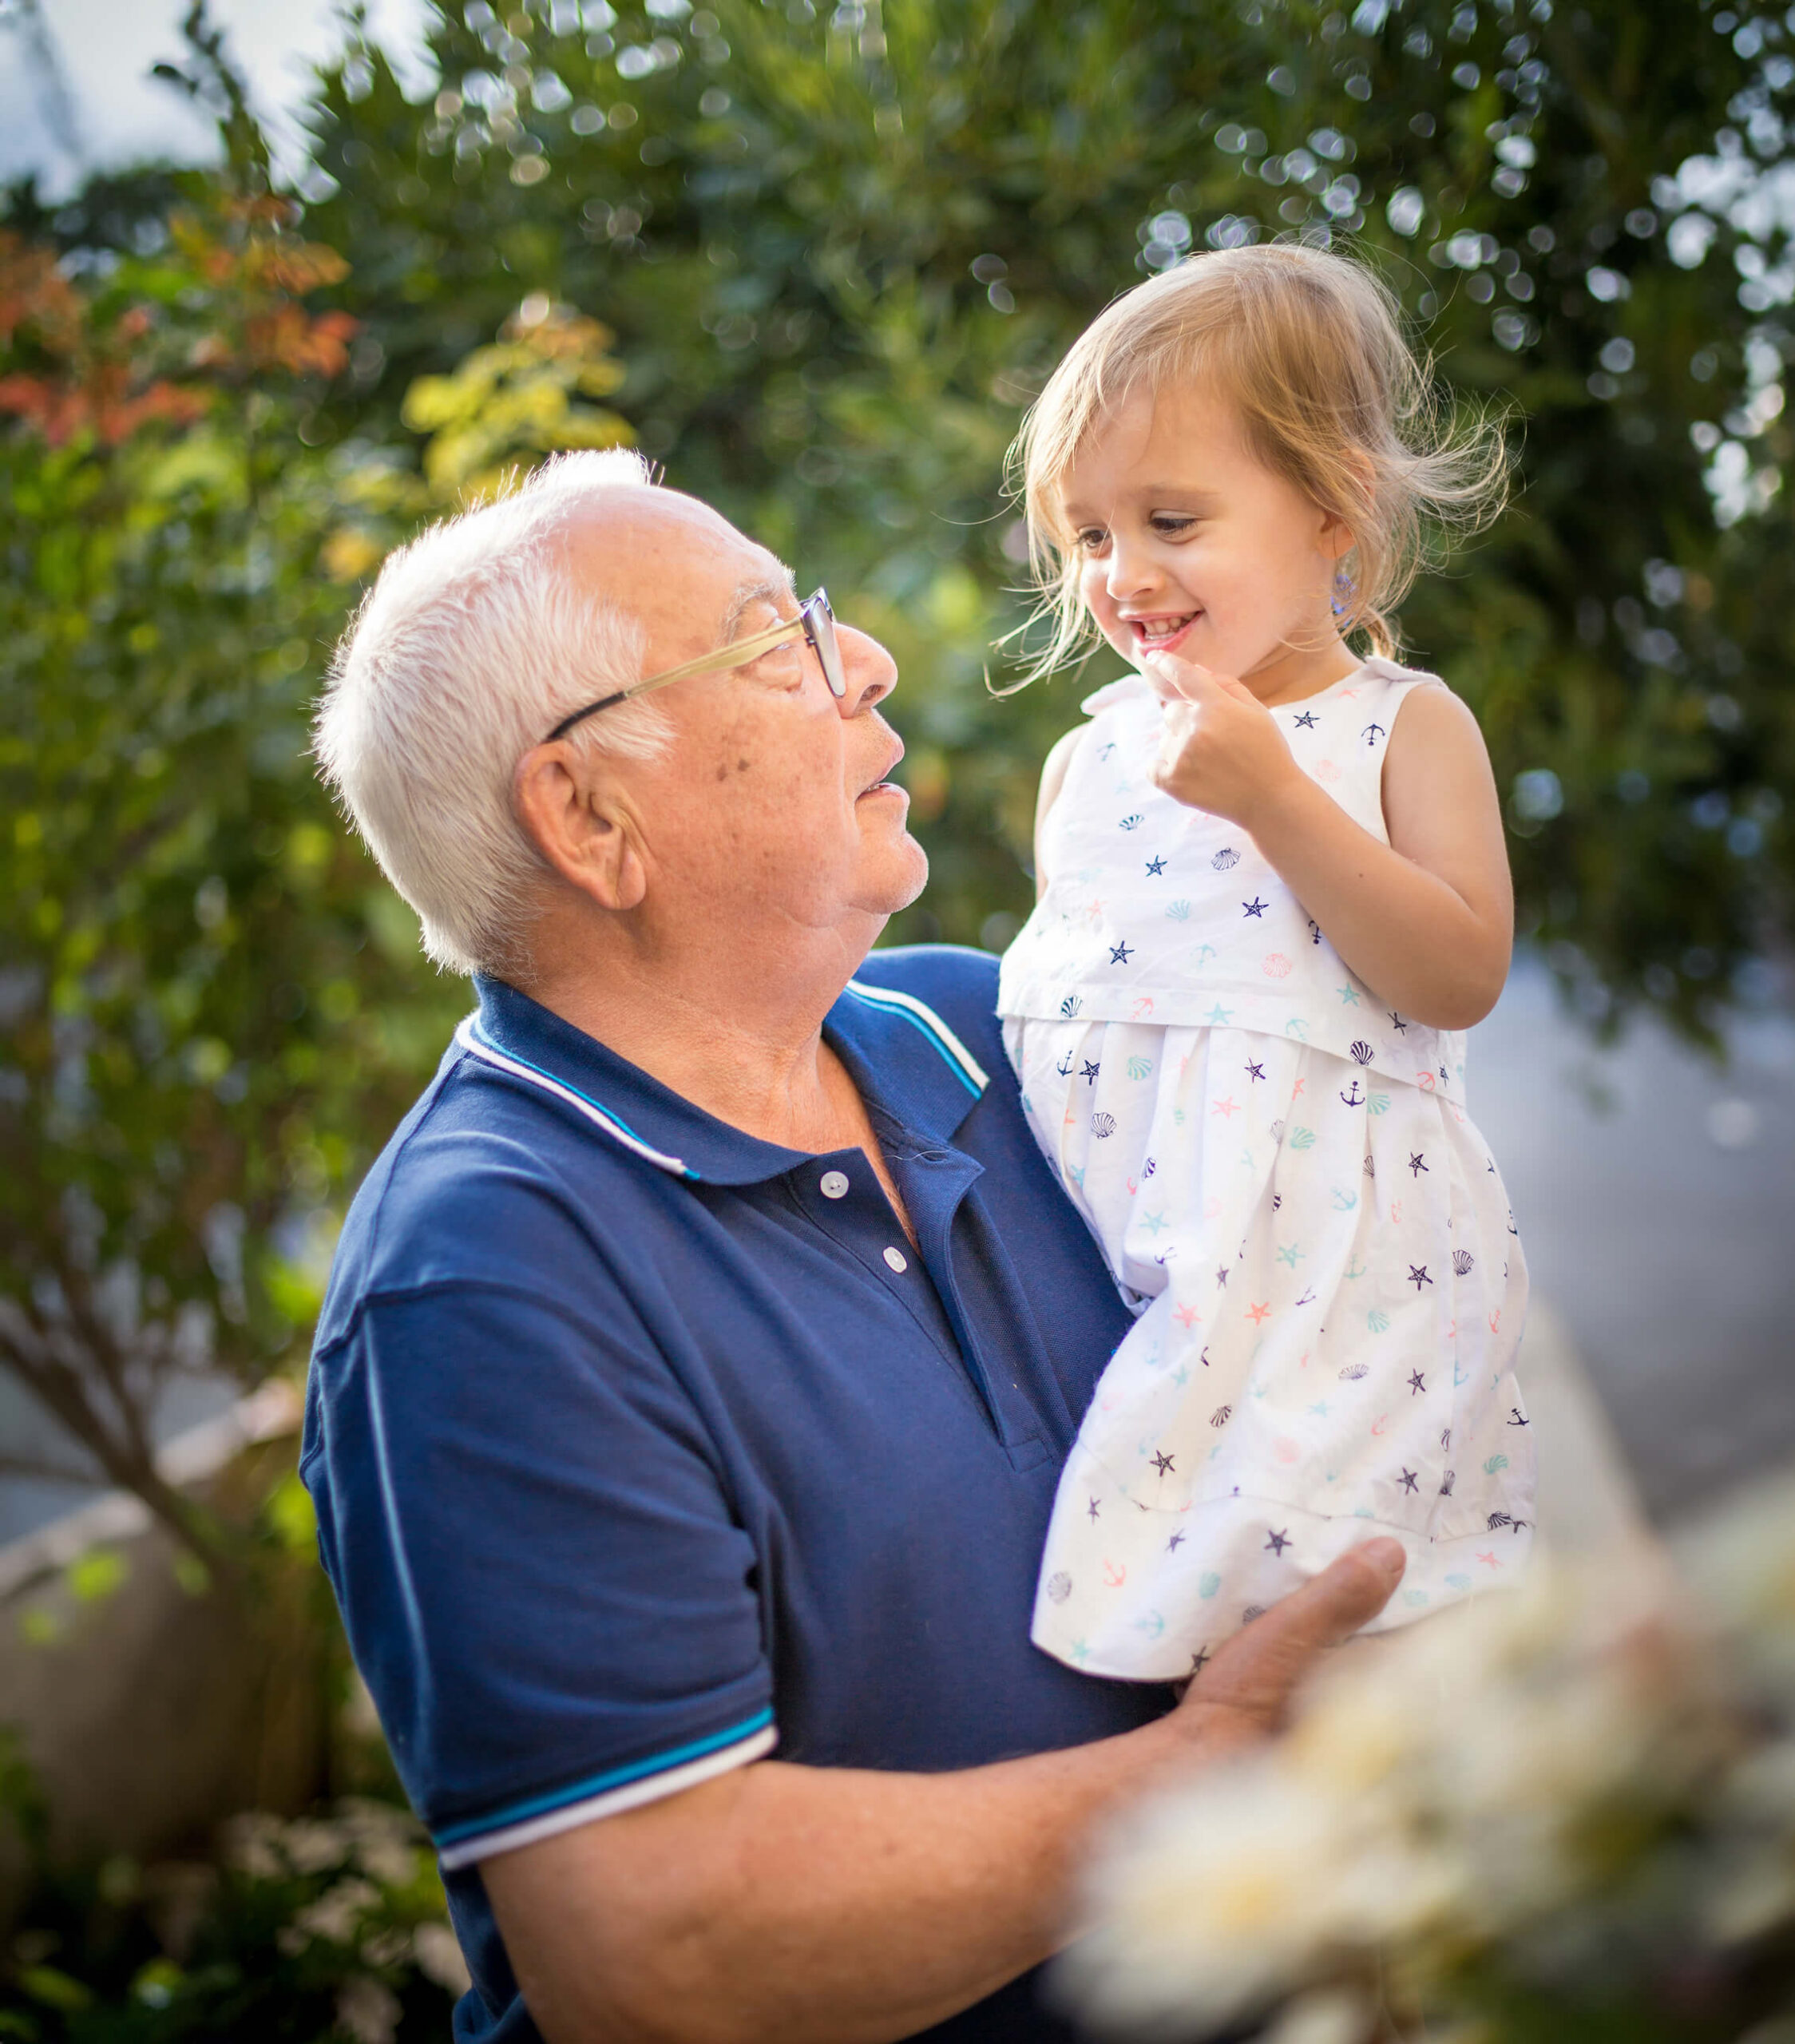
left=882, top=1246, right=908, bottom=1274
left=819, top=1170, right=850, bottom=1199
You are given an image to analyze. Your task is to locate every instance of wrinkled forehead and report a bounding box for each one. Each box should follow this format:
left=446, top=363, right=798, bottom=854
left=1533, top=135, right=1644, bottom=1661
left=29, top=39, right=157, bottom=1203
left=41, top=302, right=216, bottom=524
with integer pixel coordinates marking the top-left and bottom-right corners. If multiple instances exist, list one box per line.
left=560, top=485, right=793, bottom=643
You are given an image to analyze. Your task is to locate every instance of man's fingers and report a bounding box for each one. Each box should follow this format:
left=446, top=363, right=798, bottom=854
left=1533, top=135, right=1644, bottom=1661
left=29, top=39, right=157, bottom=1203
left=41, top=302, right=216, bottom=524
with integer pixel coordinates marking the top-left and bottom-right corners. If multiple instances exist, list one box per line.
left=1184, top=1539, right=1406, bottom=1729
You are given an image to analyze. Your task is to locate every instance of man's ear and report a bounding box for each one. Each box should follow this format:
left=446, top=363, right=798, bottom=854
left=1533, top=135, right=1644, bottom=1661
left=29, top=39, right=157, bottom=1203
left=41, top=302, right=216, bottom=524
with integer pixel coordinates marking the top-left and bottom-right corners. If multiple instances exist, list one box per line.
left=514, top=742, right=648, bottom=913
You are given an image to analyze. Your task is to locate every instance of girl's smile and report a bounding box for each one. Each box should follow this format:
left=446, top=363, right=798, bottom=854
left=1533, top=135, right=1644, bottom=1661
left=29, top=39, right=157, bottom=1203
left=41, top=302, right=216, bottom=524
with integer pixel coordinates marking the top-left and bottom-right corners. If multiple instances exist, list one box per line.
left=1060, top=384, right=1359, bottom=707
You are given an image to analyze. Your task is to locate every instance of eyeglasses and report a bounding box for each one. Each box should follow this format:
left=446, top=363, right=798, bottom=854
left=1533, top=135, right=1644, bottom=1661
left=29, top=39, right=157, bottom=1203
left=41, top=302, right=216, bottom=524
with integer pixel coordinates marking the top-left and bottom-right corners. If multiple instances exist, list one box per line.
left=545, top=588, right=846, bottom=743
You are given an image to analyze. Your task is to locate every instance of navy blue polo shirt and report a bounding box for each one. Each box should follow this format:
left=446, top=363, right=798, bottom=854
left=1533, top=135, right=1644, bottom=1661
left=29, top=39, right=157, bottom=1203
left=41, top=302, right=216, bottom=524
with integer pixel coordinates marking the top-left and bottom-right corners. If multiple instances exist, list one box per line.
left=302, top=946, right=1173, bottom=2042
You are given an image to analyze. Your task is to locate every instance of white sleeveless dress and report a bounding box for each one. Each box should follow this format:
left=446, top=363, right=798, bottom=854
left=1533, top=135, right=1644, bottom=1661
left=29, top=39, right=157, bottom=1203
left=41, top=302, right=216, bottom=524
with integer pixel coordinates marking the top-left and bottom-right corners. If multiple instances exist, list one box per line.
left=998, top=659, right=1534, bottom=1680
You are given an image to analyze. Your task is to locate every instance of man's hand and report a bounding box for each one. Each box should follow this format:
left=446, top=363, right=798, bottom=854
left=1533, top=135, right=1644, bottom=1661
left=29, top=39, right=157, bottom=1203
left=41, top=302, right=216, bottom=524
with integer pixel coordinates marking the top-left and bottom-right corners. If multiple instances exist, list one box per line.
left=1145, top=651, right=1303, bottom=831
left=481, top=1542, right=1405, bottom=2044
left=1169, top=1538, right=1406, bottom=1745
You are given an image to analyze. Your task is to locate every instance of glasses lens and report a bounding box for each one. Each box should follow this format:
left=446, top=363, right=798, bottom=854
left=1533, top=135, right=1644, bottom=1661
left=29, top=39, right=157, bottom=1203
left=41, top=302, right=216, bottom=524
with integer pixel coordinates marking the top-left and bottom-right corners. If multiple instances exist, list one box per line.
left=804, top=589, right=846, bottom=698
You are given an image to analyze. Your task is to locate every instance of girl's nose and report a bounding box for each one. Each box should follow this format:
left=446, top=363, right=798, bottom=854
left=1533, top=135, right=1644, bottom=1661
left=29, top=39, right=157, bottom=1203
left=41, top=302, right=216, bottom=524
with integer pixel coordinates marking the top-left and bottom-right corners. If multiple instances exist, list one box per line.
left=1104, top=531, right=1160, bottom=603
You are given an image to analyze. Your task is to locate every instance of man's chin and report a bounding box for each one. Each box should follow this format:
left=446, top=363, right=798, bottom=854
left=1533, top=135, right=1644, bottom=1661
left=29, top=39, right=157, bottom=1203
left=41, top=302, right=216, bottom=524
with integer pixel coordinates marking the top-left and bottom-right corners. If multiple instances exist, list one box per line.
left=852, top=842, right=929, bottom=924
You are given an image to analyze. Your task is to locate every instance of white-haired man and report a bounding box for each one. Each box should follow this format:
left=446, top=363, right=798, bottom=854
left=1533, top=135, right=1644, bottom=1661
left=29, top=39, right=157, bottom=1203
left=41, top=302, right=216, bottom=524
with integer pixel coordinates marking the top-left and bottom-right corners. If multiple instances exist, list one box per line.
left=304, top=450, right=1404, bottom=2044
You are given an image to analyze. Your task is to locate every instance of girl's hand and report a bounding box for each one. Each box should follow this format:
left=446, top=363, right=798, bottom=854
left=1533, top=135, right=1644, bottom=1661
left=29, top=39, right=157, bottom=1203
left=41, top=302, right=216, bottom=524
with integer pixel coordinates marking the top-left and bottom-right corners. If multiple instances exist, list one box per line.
left=1145, top=652, right=1303, bottom=830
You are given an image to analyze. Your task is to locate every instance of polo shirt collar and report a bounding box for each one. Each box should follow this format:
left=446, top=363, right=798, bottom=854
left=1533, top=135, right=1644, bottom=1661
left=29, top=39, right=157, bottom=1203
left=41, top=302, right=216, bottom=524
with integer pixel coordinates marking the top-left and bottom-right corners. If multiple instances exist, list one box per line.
left=465, top=972, right=987, bottom=1186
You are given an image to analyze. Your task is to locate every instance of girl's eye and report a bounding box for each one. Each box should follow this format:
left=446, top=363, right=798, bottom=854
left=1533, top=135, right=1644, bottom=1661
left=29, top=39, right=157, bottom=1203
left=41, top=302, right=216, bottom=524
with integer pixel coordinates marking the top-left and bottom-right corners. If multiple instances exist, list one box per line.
left=1074, top=527, right=1109, bottom=553
left=1150, top=514, right=1199, bottom=536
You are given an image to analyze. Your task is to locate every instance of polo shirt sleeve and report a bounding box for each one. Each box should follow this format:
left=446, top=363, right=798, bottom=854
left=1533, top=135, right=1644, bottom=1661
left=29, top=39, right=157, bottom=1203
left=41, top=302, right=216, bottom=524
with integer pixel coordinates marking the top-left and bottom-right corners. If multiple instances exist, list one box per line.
left=303, top=1278, right=775, bottom=1869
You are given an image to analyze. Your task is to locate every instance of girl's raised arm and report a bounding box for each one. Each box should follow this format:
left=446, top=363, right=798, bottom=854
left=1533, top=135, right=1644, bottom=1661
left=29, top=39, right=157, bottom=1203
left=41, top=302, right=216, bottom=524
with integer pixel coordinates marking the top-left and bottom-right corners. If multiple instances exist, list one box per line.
left=1147, top=656, right=1514, bottom=1030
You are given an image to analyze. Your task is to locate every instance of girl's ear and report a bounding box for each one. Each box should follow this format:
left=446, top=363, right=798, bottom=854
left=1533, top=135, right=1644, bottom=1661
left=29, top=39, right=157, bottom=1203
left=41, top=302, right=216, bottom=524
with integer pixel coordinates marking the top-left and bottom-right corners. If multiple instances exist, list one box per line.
left=1321, top=449, right=1377, bottom=561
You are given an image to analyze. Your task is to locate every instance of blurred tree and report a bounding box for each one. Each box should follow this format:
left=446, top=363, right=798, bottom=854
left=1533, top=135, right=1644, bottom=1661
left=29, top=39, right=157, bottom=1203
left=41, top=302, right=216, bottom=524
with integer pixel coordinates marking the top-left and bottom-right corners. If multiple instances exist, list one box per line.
left=278, top=0, right=1792, bottom=1033
left=0, top=190, right=465, bottom=1559
left=6, top=0, right=1795, bottom=1532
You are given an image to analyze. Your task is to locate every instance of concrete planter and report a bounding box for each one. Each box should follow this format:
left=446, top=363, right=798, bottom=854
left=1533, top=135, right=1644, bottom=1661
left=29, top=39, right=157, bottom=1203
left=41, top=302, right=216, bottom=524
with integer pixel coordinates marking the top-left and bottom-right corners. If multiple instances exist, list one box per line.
left=0, top=1384, right=328, bottom=1918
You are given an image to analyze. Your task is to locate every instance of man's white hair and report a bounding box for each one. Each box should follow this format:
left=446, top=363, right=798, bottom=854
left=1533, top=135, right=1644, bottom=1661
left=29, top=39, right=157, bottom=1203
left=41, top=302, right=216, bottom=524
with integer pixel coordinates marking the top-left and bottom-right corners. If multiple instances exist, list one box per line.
left=314, top=447, right=667, bottom=978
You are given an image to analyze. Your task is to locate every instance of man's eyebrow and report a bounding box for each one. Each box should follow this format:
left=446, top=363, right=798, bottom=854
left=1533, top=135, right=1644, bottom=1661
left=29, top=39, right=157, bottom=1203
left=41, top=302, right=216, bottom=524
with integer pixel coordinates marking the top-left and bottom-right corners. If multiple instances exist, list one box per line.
left=721, top=568, right=798, bottom=641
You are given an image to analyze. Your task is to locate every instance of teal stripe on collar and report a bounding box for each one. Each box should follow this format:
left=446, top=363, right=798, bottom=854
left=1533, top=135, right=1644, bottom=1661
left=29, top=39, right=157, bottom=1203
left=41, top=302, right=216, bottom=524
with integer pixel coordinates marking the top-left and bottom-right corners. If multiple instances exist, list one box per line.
left=843, top=980, right=989, bottom=1097
left=459, top=1020, right=701, bottom=1180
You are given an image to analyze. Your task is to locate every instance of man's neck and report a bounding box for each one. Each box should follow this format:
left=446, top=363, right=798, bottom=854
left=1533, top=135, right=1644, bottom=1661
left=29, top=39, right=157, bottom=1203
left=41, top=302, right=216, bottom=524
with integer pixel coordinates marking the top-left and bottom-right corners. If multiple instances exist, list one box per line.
left=518, top=914, right=877, bottom=1154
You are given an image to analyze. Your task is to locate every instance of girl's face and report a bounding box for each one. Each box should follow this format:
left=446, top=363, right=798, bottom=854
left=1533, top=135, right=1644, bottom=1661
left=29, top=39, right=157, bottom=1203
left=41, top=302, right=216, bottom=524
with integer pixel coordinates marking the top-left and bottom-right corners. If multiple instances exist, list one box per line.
left=1060, top=382, right=1356, bottom=701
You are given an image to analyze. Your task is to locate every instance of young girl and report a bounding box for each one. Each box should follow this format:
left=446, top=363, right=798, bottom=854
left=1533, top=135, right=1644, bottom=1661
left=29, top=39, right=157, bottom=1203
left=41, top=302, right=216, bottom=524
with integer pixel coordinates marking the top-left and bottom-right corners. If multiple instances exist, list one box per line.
left=997, top=242, right=1533, bottom=1681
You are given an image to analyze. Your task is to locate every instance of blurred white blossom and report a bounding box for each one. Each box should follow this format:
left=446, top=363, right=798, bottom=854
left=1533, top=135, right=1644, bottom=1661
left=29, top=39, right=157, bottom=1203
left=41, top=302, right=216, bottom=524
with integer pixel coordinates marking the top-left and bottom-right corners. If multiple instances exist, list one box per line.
left=1065, top=1478, right=1795, bottom=2042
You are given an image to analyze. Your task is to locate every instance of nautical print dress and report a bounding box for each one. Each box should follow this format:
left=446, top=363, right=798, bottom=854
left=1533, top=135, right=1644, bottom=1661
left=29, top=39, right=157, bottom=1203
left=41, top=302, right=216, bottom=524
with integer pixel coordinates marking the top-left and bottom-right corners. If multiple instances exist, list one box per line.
left=997, top=657, right=1534, bottom=1681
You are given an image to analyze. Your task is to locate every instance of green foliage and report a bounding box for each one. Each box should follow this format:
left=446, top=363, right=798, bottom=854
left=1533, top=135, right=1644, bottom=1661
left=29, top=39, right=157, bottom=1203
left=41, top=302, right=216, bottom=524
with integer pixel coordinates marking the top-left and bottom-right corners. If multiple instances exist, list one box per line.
left=0, top=190, right=466, bottom=1544
left=4, top=0, right=1795, bottom=1543
left=285, top=0, right=1793, bottom=1032
left=0, top=1800, right=462, bottom=2042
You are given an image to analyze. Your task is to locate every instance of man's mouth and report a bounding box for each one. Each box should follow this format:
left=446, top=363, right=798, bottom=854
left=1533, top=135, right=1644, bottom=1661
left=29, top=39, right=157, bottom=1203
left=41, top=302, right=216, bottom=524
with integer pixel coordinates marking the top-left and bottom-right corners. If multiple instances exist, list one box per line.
left=859, top=746, right=905, bottom=798
left=1125, top=612, right=1201, bottom=650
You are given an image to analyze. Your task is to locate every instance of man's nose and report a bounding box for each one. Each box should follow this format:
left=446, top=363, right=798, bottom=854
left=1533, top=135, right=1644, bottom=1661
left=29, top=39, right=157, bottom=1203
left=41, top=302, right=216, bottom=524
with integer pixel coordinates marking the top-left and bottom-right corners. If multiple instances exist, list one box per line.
left=833, top=623, right=897, bottom=715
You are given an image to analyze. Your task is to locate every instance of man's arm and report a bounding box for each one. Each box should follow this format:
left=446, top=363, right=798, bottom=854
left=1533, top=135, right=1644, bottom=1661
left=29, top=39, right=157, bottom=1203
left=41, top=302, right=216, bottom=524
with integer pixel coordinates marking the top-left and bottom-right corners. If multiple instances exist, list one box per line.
left=481, top=1541, right=1405, bottom=2044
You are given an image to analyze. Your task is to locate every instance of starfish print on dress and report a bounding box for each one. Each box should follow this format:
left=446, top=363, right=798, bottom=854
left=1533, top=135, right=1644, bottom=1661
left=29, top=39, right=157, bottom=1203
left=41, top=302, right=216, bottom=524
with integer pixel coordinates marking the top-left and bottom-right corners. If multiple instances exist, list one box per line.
left=1191, top=1646, right=1211, bottom=1674
left=1389, top=1011, right=1408, bottom=1033
left=1167, top=1530, right=1186, bottom=1553
left=1151, top=1450, right=1176, bottom=1476
left=1109, top=940, right=1133, bottom=964
left=1408, top=1369, right=1428, bottom=1395
left=1215, top=1266, right=1230, bottom=1289
left=1246, top=1301, right=1271, bottom=1325
left=1205, top=1001, right=1234, bottom=1024
left=1144, top=855, right=1167, bottom=875
left=1400, top=1468, right=1420, bottom=1493
left=1174, top=1301, right=1199, bottom=1329
left=1337, top=984, right=1361, bottom=1005
left=1409, top=1152, right=1428, bottom=1178
left=1081, top=1060, right=1100, bottom=1083
left=1308, top=1400, right=1329, bottom=1417
left=1211, top=1095, right=1241, bottom=1119
left=1409, top=1266, right=1432, bottom=1292
left=1242, top=897, right=1268, bottom=918
left=1294, top=710, right=1318, bottom=729
left=1265, top=1528, right=1292, bottom=1556
left=1245, top=1060, right=1266, bottom=1082
left=1086, top=1496, right=1101, bottom=1523
left=1143, top=1210, right=1169, bottom=1236
left=1476, top=1551, right=1500, bottom=1570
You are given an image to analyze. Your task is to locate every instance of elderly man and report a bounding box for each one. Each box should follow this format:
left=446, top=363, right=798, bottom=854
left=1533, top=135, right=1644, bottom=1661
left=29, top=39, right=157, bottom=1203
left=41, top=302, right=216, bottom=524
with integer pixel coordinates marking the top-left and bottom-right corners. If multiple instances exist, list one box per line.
left=304, top=448, right=1403, bottom=2044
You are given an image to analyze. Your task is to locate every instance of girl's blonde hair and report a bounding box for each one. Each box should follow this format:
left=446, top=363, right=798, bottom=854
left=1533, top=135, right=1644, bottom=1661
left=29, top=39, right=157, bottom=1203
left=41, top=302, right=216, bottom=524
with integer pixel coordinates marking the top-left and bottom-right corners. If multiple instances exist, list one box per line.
left=1007, top=240, right=1509, bottom=684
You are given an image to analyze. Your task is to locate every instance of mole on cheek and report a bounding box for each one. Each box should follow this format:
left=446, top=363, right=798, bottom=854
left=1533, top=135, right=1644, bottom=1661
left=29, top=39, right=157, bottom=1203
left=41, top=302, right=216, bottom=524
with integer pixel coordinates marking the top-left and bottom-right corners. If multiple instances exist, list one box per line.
left=737, top=758, right=751, bottom=774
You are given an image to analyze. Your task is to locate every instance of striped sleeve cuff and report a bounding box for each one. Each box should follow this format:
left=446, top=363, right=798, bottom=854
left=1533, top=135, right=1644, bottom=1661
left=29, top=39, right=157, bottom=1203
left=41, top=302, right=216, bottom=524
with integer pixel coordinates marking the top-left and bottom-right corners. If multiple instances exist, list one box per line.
left=434, top=1709, right=779, bottom=1870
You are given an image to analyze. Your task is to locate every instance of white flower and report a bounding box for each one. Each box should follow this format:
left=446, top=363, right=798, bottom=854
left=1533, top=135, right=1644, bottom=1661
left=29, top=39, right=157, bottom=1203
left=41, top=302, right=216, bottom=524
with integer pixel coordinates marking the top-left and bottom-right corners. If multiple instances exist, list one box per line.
left=413, top=1919, right=473, bottom=1994
left=279, top=1816, right=355, bottom=1876
left=1065, top=1760, right=1453, bottom=2034
left=219, top=1811, right=287, bottom=1881
left=335, top=1974, right=402, bottom=2044
left=1254, top=1987, right=1376, bottom=2044
left=292, top=1876, right=382, bottom=1945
